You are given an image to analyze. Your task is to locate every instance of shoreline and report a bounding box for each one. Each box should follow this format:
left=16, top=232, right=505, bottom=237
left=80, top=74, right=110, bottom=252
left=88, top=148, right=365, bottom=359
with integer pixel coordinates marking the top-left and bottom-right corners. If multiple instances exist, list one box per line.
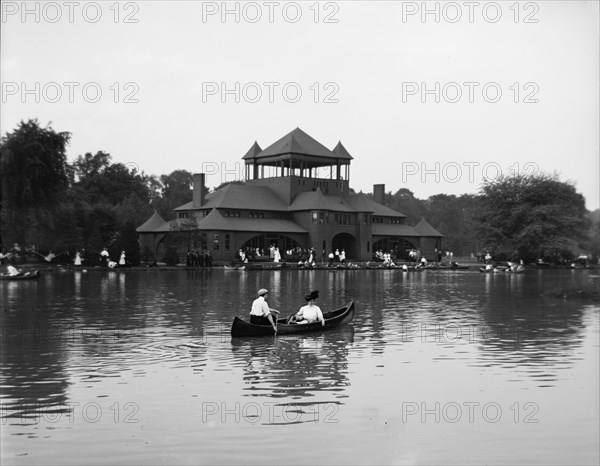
left=4, top=261, right=598, bottom=274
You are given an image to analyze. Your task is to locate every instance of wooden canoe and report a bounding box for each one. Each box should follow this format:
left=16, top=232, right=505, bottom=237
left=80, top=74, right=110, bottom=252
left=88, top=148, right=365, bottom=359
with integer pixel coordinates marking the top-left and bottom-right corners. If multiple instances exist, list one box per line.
left=0, top=270, right=40, bottom=281
left=243, top=263, right=284, bottom=271
left=231, top=300, right=355, bottom=338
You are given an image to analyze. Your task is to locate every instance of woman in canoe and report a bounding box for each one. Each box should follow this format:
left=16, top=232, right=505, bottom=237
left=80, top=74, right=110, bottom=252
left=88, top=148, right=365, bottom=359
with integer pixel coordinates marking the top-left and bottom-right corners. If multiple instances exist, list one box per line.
left=288, top=290, right=325, bottom=326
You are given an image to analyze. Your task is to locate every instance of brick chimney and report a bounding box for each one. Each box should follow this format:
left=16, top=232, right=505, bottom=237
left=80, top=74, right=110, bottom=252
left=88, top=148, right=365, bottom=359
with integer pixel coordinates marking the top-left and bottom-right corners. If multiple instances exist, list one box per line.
left=193, top=173, right=205, bottom=208
left=373, top=184, right=385, bottom=205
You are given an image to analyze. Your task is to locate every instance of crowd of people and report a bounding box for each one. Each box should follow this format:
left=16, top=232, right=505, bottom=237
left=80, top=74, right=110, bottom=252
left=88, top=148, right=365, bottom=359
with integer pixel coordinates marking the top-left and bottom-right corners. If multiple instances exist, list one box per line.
left=237, top=245, right=348, bottom=267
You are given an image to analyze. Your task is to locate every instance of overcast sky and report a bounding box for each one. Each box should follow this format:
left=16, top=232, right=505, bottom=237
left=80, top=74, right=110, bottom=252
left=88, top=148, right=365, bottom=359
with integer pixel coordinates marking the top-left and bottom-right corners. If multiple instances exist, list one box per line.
left=1, top=0, right=598, bottom=209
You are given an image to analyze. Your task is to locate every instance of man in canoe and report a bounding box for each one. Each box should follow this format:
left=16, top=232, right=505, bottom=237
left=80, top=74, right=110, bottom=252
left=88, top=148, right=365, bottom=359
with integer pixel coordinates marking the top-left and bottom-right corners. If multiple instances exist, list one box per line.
left=250, top=288, right=280, bottom=332
left=288, top=290, right=325, bottom=326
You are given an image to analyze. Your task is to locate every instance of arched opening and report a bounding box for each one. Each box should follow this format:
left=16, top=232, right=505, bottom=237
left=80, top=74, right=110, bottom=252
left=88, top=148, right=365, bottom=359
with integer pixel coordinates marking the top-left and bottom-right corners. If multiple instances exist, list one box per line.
left=240, top=234, right=302, bottom=260
left=373, top=237, right=419, bottom=261
left=332, top=233, right=357, bottom=260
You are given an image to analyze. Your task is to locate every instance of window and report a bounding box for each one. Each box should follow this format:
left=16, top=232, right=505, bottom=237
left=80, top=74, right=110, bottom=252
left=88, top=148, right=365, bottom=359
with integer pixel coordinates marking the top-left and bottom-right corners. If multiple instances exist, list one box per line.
left=312, top=212, right=319, bottom=224
left=178, top=212, right=189, bottom=219
left=213, top=234, right=219, bottom=250
left=225, top=234, right=230, bottom=251
left=367, top=241, right=370, bottom=253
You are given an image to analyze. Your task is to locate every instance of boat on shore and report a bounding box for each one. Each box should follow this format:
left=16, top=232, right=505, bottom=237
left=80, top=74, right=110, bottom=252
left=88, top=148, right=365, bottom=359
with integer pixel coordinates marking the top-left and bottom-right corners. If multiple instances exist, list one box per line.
left=479, top=264, right=525, bottom=273
left=243, top=263, right=284, bottom=270
left=428, top=263, right=470, bottom=271
left=0, top=270, right=40, bottom=281
left=224, top=265, right=246, bottom=270
left=231, top=301, right=355, bottom=338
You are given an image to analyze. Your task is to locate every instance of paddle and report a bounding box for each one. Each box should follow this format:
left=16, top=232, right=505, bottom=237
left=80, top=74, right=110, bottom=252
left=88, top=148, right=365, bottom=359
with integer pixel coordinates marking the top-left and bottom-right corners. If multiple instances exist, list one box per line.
left=270, top=308, right=280, bottom=335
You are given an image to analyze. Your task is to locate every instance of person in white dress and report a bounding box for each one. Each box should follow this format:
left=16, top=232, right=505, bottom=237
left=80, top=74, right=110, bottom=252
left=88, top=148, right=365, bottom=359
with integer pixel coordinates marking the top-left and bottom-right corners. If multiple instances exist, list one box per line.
left=288, top=290, right=325, bottom=326
left=7, top=265, right=21, bottom=276
left=273, top=247, right=281, bottom=263
left=119, top=251, right=126, bottom=266
left=74, top=251, right=83, bottom=266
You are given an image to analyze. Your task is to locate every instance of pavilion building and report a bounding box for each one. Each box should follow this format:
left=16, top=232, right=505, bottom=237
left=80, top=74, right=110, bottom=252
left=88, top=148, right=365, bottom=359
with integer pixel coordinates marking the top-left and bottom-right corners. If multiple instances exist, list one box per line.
left=137, top=128, right=442, bottom=263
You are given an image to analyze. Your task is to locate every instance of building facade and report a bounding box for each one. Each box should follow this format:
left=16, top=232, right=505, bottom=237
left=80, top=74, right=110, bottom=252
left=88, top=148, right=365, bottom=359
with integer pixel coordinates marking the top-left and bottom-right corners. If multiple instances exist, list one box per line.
left=137, top=128, right=442, bottom=263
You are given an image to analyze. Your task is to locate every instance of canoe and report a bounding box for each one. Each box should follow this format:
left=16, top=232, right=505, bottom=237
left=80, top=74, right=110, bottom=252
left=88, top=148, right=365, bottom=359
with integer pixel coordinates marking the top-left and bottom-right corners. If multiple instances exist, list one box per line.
left=479, top=267, right=499, bottom=273
left=433, top=264, right=470, bottom=271
left=231, top=300, right=355, bottom=338
left=0, top=270, right=40, bottom=280
left=479, top=266, right=513, bottom=273
left=243, top=263, right=284, bottom=271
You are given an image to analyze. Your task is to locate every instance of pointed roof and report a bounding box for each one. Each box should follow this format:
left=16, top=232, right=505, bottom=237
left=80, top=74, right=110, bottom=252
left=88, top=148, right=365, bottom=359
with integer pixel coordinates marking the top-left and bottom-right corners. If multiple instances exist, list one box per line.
left=175, top=183, right=289, bottom=211
left=254, top=127, right=337, bottom=160
left=345, top=193, right=377, bottom=212
left=136, top=211, right=167, bottom=232
left=346, top=193, right=407, bottom=218
left=332, top=141, right=353, bottom=160
left=196, top=209, right=307, bottom=233
left=414, top=217, right=444, bottom=237
left=372, top=224, right=420, bottom=236
left=242, top=141, right=263, bottom=160
left=289, top=189, right=354, bottom=212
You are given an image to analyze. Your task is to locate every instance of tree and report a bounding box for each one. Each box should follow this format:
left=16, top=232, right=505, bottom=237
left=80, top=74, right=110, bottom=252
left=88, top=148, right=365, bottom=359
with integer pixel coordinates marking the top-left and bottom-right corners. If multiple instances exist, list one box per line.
left=152, top=170, right=202, bottom=220
left=388, top=188, right=426, bottom=224
left=582, top=209, right=600, bottom=263
left=0, top=119, right=71, bottom=252
left=425, top=194, right=481, bottom=255
left=475, top=173, right=589, bottom=262
left=70, top=152, right=153, bottom=261
left=72, top=152, right=149, bottom=206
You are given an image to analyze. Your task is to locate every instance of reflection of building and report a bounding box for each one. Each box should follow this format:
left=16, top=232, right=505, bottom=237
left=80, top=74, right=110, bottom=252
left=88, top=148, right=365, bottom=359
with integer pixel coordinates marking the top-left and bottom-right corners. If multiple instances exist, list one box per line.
left=137, top=128, right=442, bottom=263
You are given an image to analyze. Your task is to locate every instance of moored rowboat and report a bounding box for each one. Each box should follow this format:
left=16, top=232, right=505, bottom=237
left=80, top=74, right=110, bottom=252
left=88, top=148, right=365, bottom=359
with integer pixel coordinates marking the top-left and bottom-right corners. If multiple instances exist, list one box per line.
left=243, top=263, right=284, bottom=270
left=231, top=301, right=355, bottom=338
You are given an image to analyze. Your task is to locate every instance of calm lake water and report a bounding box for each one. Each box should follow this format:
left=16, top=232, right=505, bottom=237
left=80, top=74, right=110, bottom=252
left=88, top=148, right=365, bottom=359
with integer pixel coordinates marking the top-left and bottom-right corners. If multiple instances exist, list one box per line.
left=1, top=268, right=599, bottom=465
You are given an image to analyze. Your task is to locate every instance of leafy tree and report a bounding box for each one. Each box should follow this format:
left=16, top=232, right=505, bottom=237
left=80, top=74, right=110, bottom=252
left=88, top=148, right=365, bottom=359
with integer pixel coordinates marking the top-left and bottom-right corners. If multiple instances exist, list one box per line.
left=388, top=188, right=427, bottom=224
left=475, top=173, right=589, bottom=262
left=72, top=152, right=149, bottom=206
left=425, top=194, right=481, bottom=255
left=72, top=151, right=111, bottom=180
left=0, top=120, right=71, bottom=252
left=582, top=209, right=599, bottom=263
left=152, top=170, right=202, bottom=220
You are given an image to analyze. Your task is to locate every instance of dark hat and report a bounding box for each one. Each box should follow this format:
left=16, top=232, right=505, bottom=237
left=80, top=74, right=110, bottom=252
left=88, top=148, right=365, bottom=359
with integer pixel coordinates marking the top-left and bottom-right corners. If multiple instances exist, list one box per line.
left=304, top=290, right=319, bottom=301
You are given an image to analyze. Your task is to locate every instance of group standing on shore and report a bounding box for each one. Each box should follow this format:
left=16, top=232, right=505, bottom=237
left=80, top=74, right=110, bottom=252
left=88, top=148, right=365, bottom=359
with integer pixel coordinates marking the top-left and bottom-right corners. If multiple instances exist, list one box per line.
left=185, top=249, right=213, bottom=267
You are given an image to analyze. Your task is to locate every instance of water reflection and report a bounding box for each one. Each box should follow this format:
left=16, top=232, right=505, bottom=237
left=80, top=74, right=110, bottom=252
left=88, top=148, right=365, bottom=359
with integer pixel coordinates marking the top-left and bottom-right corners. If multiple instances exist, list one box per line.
left=231, top=325, right=354, bottom=399
left=229, top=326, right=354, bottom=425
left=1, top=269, right=598, bottom=463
